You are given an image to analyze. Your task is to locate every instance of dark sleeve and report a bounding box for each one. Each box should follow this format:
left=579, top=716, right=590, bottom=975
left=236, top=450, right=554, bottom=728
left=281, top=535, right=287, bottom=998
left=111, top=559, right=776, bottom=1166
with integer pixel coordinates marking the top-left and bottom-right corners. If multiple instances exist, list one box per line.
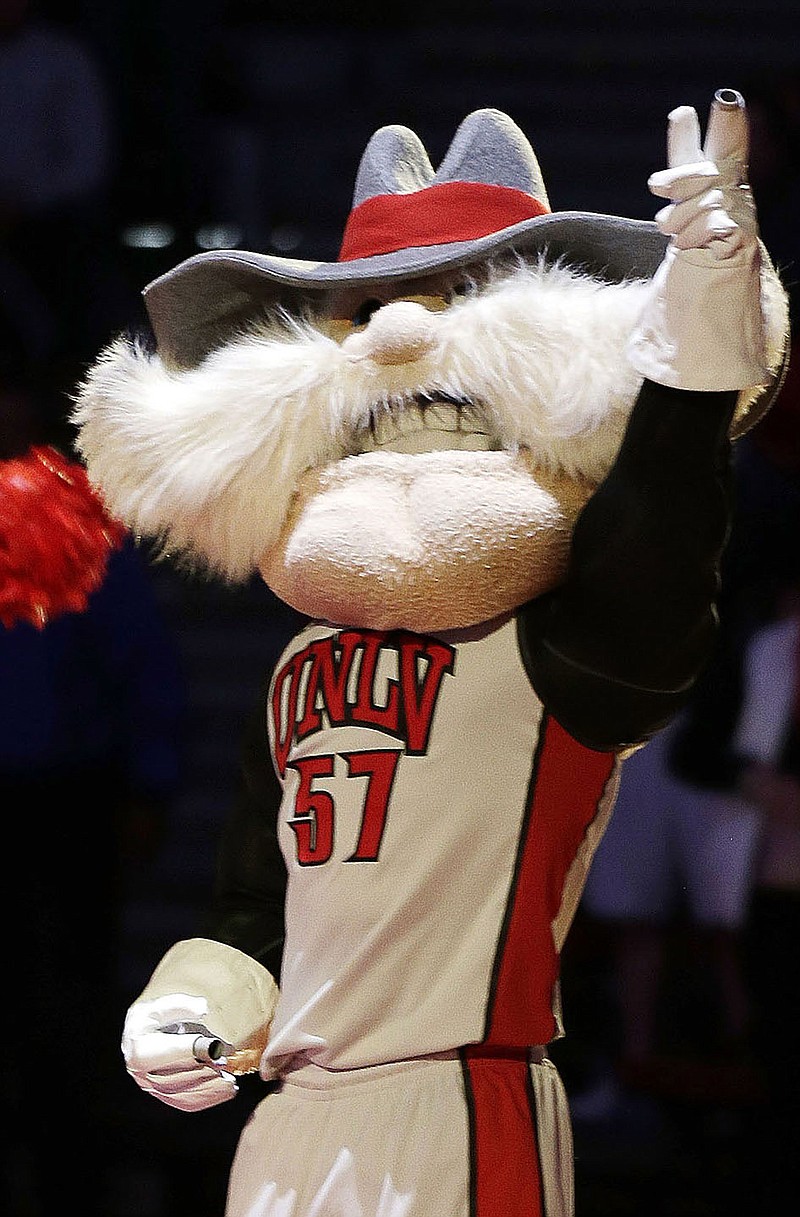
left=518, top=379, right=738, bottom=751
left=201, top=681, right=287, bottom=980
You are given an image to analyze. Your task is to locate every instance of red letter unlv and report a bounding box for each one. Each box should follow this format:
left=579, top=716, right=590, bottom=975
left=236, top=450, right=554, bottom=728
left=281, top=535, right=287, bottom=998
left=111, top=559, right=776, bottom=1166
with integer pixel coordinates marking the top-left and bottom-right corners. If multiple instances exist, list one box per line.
left=272, top=630, right=455, bottom=864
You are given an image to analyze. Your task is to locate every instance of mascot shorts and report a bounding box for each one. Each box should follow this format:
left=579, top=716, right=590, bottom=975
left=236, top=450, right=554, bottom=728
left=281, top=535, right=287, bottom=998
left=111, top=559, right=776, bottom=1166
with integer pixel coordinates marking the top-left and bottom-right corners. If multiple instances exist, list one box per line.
left=225, top=1049, right=574, bottom=1217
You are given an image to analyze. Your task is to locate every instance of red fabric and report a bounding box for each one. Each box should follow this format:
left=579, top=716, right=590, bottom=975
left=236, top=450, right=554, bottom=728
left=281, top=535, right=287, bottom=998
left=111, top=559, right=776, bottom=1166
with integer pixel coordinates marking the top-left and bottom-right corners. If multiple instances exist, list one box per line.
left=0, top=445, right=126, bottom=628
left=463, top=1052, right=544, bottom=1217
left=485, top=715, right=615, bottom=1045
left=337, top=181, right=549, bottom=262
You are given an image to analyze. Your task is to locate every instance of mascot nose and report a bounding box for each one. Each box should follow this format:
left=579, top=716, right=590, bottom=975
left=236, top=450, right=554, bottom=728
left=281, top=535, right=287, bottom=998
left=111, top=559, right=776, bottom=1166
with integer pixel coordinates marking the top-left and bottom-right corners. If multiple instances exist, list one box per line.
left=343, top=300, right=438, bottom=365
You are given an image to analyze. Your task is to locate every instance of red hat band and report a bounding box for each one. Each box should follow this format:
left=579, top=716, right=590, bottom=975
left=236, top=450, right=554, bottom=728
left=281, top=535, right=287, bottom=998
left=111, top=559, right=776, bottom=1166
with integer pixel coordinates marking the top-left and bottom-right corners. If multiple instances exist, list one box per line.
left=337, top=180, right=550, bottom=263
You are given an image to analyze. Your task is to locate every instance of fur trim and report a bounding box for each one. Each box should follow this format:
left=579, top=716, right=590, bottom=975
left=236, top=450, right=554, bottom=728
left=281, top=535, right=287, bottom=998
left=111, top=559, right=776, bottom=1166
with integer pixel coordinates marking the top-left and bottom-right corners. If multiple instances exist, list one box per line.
left=733, top=254, right=792, bottom=434
left=71, top=256, right=786, bottom=583
left=73, top=261, right=652, bottom=582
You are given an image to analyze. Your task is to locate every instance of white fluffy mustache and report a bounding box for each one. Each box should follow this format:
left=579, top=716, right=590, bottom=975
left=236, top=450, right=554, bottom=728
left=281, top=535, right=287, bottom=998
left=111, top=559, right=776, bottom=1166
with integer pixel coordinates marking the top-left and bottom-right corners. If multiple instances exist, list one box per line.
left=72, top=261, right=655, bottom=583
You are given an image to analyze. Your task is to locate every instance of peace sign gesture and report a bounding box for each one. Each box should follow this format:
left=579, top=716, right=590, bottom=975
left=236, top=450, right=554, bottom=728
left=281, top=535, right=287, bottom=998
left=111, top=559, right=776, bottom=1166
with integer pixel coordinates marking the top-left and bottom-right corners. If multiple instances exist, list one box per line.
left=648, top=89, right=758, bottom=257
left=625, top=88, right=788, bottom=394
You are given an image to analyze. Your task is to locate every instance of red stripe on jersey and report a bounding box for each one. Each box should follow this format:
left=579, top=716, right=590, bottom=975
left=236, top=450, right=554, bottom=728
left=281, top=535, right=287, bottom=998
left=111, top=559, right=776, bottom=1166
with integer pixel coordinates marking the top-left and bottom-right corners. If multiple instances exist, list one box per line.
left=486, top=714, right=615, bottom=1044
left=462, top=1050, right=544, bottom=1217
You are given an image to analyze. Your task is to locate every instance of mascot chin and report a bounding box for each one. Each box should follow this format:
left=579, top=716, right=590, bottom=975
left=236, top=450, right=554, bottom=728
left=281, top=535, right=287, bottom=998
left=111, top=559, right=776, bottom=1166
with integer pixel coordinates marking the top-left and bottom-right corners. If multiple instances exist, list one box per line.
left=73, top=90, right=788, bottom=1217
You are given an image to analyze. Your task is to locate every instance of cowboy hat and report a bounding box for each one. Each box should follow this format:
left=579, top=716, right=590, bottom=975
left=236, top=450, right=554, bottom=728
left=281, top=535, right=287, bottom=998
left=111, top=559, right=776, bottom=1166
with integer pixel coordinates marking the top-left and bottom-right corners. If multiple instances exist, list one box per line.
left=143, top=107, right=668, bottom=369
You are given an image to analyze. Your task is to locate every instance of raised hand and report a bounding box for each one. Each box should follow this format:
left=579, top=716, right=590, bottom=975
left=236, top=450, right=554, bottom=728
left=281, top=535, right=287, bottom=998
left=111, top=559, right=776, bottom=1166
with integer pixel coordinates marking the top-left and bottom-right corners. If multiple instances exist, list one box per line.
left=648, top=89, right=757, bottom=257
left=626, top=88, right=773, bottom=393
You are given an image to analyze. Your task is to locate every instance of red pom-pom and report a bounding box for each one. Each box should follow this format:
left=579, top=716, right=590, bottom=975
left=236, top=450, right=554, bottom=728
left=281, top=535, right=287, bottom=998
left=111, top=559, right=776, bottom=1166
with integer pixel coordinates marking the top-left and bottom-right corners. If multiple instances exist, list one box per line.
left=0, top=445, right=127, bottom=628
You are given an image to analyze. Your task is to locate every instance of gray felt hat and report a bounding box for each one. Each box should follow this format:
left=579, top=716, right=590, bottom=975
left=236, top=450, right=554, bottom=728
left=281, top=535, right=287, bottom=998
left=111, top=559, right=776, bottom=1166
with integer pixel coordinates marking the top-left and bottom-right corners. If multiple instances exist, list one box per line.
left=144, top=108, right=668, bottom=368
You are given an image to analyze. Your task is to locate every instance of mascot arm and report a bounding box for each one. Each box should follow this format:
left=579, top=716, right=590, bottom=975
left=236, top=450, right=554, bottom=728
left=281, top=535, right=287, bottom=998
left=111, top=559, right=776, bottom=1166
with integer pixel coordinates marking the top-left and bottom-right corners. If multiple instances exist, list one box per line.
left=120, top=691, right=285, bottom=1112
left=518, top=92, right=785, bottom=752
left=202, top=687, right=288, bottom=980
left=518, top=377, right=737, bottom=751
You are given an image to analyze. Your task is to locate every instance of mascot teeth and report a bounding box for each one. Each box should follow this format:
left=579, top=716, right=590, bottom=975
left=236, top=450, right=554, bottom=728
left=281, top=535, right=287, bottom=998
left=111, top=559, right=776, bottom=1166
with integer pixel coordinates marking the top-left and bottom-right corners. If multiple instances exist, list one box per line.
left=354, top=395, right=496, bottom=454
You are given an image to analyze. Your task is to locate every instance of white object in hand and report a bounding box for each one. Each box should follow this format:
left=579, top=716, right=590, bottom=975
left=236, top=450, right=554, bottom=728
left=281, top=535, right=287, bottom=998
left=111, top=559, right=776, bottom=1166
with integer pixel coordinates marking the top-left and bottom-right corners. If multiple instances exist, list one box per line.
left=122, top=993, right=239, bottom=1112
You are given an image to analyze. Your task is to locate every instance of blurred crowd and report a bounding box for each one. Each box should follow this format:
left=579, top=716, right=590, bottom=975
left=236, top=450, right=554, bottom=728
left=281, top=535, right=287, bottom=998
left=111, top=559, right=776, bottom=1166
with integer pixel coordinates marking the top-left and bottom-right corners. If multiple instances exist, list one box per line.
left=1, top=2, right=798, bottom=1215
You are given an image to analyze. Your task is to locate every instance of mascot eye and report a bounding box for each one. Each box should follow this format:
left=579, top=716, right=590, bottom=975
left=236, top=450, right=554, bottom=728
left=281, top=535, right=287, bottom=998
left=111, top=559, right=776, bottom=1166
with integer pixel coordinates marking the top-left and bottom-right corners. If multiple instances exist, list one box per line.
left=352, top=299, right=382, bottom=328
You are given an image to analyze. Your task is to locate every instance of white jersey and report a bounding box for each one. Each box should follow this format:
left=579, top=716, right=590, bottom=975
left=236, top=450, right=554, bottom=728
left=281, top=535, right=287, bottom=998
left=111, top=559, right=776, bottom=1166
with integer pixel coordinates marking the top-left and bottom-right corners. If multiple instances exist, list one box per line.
left=263, top=614, right=620, bottom=1072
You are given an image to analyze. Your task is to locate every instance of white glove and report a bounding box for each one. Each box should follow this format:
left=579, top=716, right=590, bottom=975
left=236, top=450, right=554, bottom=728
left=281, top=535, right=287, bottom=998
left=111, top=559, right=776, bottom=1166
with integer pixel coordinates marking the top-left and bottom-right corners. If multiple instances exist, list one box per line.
left=122, top=991, right=239, bottom=1111
left=121, top=938, right=279, bottom=1113
left=627, top=88, right=770, bottom=391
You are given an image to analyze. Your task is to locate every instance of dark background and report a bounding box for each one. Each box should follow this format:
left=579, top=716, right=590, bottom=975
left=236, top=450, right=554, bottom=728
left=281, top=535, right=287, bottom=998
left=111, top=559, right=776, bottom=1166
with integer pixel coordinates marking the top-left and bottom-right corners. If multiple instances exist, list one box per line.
left=2, top=2, right=798, bottom=1215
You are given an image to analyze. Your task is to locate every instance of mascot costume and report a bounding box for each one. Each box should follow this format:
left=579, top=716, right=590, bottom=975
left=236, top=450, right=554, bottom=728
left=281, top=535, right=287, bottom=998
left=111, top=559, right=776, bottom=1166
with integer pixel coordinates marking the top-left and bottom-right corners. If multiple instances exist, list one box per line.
left=73, top=90, right=788, bottom=1216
